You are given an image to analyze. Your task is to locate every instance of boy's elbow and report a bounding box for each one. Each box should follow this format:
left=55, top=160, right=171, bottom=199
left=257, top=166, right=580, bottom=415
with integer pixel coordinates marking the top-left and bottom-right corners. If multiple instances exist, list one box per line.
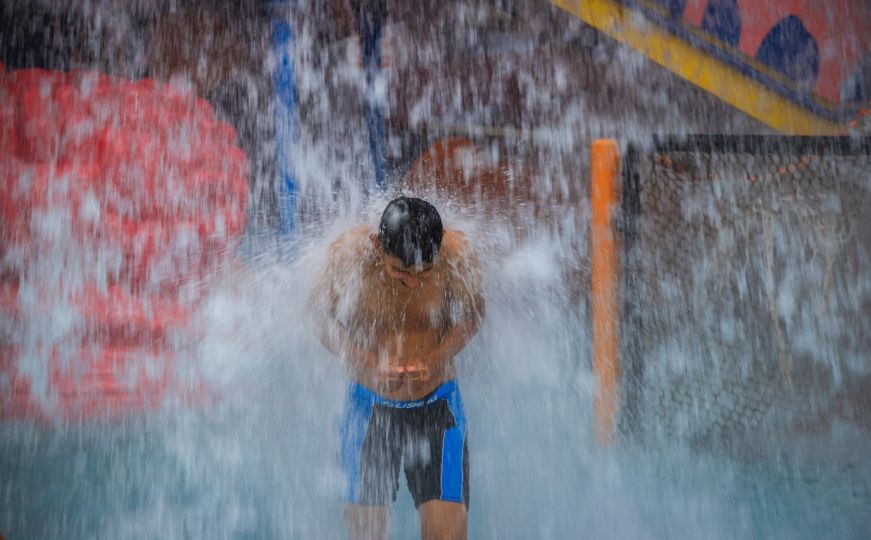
left=474, top=295, right=486, bottom=321
left=315, top=319, right=340, bottom=354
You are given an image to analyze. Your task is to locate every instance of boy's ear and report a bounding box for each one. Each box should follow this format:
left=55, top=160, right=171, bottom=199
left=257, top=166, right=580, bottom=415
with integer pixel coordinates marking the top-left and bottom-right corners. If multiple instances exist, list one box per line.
left=369, top=233, right=381, bottom=251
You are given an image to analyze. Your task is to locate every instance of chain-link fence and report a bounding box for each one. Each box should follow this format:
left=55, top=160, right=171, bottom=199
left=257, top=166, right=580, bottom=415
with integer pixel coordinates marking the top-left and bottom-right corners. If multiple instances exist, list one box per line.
left=620, top=136, right=871, bottom=456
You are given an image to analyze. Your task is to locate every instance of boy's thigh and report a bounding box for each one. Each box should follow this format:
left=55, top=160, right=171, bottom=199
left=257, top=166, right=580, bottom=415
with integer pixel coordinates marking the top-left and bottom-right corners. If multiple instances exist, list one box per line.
left=403, top=398, right=469, bottom=508
left=345, top=504, right=389, bottom=540
left=342, top=402, right=402, bottom=505
left=418, top=500, right=467, bottom=540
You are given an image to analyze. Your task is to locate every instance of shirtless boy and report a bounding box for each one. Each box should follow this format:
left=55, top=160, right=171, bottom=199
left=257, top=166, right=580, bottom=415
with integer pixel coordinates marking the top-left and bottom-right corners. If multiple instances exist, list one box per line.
left=313, top=197, right=484, bottom=540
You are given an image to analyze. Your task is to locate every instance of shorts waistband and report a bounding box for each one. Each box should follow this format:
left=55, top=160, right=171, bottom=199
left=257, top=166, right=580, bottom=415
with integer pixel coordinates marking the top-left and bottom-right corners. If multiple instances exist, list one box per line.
left=351, top=380, right=458, bottom=409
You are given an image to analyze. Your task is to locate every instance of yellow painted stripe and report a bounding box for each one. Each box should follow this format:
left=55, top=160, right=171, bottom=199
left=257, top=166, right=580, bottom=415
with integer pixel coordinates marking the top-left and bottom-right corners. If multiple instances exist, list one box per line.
left=550, top=0, right=844, bottom=135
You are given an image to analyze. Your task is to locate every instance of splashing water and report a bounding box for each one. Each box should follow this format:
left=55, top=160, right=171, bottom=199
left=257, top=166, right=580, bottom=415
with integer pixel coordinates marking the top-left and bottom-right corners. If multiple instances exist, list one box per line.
left=2, top=1, right=870, bottom=539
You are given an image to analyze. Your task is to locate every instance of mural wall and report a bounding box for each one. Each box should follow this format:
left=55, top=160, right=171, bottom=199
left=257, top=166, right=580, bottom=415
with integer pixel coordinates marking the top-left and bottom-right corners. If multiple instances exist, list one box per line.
left=644, top=0, right=871, bottom=111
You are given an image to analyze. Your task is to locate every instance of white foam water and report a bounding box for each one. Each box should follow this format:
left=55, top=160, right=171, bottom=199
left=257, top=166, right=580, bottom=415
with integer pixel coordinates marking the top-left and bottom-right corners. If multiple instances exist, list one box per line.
left=1, top=2, right=869, bottom=539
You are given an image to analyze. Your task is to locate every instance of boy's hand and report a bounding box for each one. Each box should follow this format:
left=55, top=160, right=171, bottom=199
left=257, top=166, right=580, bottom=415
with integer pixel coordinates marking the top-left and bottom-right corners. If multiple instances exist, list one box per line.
left=392, top=360, right=431, bottom=382
left=376, top=359, right=431, bottom=387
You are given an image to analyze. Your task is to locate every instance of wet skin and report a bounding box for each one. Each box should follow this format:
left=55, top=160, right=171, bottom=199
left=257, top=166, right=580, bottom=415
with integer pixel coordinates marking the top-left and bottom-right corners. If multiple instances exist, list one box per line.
left=314, top=223, right=483, bottom=539
left=316, top=224, right=484, bottom=401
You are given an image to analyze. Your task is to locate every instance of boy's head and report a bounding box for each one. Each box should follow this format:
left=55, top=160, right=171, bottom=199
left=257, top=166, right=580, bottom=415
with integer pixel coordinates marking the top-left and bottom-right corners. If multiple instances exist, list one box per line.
left=372, top=197, right=444, bottom=287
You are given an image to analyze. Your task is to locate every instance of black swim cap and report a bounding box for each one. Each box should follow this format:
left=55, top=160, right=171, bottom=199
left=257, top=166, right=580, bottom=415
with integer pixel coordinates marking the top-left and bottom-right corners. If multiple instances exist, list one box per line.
left=378, top=197, right=444, bottom=267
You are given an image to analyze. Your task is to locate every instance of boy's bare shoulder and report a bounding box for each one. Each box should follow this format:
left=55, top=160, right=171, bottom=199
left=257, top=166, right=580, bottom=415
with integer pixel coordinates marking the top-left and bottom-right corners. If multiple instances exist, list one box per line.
left=327, top=224, right=372, bottom=259
left=441, top=229, right=473, bottom=259
left=439, top=229, right=481, bottom=284
left=330, top=224, right=370, bottom=247
left=440, top=229, right=485, bottom=319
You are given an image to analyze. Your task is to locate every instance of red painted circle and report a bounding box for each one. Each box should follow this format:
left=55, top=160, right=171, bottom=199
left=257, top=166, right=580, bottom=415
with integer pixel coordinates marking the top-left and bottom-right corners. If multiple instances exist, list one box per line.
left=0, top=68, right=248, bottom=420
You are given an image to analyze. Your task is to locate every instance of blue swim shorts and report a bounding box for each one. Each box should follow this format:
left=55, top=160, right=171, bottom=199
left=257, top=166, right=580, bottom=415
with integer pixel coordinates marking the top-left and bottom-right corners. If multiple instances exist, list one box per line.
left=339, top=380, right=469, bottom=508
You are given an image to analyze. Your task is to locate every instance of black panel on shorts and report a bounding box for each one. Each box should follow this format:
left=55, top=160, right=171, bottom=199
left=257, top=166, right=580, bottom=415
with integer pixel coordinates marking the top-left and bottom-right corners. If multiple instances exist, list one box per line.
left=353, top=398, right=468, bottom=508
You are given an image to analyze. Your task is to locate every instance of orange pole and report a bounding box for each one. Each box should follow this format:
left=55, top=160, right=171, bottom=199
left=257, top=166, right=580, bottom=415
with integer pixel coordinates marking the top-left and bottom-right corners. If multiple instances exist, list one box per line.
left=591, top=139, right=620, bottom=445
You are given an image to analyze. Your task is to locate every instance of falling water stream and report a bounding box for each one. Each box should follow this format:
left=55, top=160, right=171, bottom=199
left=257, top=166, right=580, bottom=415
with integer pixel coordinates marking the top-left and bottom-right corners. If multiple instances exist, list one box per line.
left=1, top=1, right=870, bottom=538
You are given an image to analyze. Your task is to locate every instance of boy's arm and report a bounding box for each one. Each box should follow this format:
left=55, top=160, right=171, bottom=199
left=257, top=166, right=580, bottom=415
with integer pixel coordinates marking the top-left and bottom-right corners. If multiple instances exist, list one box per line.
left=311, top=247, right=381, bottom=371
left=411, top=233, right=485, bottom=378
left=317, top=315, right=381, bottom=374
left=311, top=235, right=400, bottom=383
left=320, top=315, right=410, bottom=385
left=415, top=316, right=482, bottom=373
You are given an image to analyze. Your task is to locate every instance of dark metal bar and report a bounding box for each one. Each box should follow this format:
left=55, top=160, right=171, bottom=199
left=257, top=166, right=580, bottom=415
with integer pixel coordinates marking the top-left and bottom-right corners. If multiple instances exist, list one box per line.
left=651, top=135, right=871, bottom=156
left=618, top=142, right=645, bottom=438
left=356, top=0, right=388, bottom=193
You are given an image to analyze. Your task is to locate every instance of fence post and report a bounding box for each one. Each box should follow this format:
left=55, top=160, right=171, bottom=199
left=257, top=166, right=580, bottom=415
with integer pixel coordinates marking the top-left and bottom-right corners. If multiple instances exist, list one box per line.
left=620, top=142, right=643, bottom=439
left=591, top=139, right=621, bottom=445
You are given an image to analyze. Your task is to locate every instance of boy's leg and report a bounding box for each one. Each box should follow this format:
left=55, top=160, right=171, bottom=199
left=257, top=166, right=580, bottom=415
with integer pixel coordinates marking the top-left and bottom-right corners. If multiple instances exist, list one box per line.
left=341, top=386, right=400, bottom=540
left=346, top=504, right=389, bottom=540
left=405, top=386, right=470, bottom=540
left=419, top=500, right=467, bottom=540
